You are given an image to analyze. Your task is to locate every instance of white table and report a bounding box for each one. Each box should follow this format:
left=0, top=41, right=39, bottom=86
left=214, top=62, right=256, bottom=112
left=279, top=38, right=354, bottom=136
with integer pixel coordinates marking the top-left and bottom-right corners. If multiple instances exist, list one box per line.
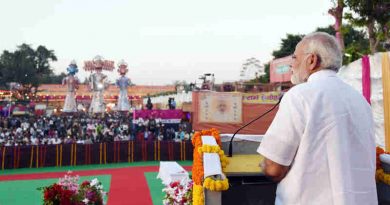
left=157, top=161, right=189, bottom=185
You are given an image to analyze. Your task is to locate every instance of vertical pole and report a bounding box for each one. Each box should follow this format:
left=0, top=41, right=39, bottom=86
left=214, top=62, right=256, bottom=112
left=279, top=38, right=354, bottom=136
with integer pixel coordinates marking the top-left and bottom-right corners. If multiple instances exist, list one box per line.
left=8, top=84, right=11, bottom=117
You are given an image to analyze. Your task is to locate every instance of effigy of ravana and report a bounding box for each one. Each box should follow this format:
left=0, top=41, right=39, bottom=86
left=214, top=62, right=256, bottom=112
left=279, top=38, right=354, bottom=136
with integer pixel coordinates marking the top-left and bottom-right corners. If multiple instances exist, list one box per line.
left=116, top=59, right=132, bottom=111
left=62, top=60, right=79, bottom=113
left=84, top=55, right=114, bottom=114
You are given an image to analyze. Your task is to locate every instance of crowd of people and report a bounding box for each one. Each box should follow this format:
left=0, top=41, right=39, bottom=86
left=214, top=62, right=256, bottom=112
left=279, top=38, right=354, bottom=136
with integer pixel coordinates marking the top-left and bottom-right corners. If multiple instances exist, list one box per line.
left=0, top=112, right=193, bottom=147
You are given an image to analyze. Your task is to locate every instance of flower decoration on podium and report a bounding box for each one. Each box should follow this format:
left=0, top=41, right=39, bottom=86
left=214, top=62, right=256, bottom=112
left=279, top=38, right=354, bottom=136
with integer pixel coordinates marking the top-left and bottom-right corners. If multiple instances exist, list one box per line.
left=376, top=146, right=390, bottom=185
left=192, top=128, right=229, bottom=205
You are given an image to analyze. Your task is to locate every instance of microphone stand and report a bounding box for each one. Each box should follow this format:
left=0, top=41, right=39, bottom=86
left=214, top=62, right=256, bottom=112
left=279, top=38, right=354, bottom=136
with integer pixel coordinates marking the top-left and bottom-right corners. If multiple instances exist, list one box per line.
left=228, top=95, right=283, bottom=157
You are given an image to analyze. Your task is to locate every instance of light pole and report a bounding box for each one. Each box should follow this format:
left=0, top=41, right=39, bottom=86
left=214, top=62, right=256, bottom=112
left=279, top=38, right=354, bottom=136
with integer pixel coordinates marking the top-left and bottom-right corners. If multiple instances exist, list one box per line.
left=8, top=83, right=12, bottom=117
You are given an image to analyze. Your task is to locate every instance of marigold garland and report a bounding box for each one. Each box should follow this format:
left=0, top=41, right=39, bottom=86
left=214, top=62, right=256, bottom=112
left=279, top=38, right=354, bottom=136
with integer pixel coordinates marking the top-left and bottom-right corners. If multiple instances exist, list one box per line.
left=203, top=177, right=229, bottom=191
left=192, top=129, right=221, bottom=186
left=376, top=169, right=390, bottom=185
left=192, top=131, right=204, bottom=186
left=375, top=146, right=390, bottom=185
left=192, top=185, right=204, bottom=205
left=197, top=145, right=229, bottom=171
left=192, top=128, right=229, bottom=205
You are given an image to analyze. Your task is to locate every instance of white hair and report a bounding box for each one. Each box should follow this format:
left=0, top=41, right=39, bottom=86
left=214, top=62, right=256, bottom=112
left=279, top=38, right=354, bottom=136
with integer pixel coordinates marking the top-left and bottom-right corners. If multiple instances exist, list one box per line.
left=302, top=32, right=343, bottom=72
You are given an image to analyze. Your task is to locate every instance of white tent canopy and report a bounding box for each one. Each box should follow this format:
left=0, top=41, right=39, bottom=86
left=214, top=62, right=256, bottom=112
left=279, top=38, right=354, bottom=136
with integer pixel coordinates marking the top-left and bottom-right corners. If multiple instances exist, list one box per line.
left=338, top=52, right=389, bottom=148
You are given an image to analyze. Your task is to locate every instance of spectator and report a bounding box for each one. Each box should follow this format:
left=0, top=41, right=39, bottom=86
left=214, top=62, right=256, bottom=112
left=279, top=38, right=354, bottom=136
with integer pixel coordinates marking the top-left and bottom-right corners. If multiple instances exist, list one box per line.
left=170, top=98, right=176, bottom=109
left=146, top=96, right=153, bottom=110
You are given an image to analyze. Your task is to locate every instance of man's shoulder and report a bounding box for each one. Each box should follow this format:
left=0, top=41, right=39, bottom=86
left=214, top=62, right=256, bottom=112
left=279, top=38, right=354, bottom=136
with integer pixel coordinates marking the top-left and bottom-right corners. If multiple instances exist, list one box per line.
left=283, top=84, right=308, bottom=102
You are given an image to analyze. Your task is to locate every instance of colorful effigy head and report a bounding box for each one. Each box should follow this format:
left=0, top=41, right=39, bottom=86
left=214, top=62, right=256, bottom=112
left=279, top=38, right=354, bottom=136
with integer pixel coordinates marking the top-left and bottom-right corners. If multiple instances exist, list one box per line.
left=117, top=59, right=128, bottom=76
left=67, top=60, right=79, bottom=76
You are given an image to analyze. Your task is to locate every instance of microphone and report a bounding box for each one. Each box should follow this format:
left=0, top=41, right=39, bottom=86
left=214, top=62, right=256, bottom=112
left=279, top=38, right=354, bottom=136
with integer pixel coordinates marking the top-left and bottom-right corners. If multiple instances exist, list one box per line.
left=228, top=94, right=284, bottom=157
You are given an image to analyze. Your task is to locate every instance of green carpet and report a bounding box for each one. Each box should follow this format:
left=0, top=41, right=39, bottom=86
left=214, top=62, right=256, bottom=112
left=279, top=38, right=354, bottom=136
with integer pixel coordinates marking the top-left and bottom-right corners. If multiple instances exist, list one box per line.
left=145, top=172, right=193, bottom=205
left=145, top=172, right=166, bottom=205
left=0, top=175, right=111, bottom=205
left=0, top=161, right=193, bottom=175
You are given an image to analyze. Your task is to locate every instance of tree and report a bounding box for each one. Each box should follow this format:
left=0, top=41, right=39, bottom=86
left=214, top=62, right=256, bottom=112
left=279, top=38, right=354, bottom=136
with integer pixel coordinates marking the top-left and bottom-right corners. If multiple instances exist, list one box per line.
left=35, top=45, right=58, bottom=75
left=272, top=34, right=304, bottom=59
left=328, top=0, right=345, bottom=50
left=249, top=63, right=270, bottom=84
left=344, top=0, right=390, bottom=53
left=0, top=44, right=57, bottom=99
left=316, top=24, right=370, bottom=64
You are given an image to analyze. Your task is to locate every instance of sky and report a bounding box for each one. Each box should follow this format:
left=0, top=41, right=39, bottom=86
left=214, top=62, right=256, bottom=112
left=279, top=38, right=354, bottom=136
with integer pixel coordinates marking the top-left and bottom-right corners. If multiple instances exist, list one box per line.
left=0, top=0, right=335, bottom=85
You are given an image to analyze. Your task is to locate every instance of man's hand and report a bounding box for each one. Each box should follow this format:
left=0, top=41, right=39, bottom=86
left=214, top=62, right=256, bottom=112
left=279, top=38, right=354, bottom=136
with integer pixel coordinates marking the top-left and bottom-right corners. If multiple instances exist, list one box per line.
left=260, top=158, right=290, bottom=182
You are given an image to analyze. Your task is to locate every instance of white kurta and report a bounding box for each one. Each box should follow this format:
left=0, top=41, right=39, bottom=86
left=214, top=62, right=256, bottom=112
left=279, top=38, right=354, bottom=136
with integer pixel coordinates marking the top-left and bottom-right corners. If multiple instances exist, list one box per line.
left=257, top=70, right=377, bottom=205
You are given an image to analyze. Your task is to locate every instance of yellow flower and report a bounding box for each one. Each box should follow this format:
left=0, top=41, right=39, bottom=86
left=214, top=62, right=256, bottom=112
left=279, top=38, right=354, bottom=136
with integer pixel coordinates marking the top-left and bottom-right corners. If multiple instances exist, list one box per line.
left=193, top=185, right=204, bottom=205
left=209, top=180, right=216, bottom=191
left=198, top=147, right=203, bottom=154
left=222, top=180, right=229, bottom=190
left=215, top=181, right=223, bottom=190
left=203, top=178, right=211, bottom=187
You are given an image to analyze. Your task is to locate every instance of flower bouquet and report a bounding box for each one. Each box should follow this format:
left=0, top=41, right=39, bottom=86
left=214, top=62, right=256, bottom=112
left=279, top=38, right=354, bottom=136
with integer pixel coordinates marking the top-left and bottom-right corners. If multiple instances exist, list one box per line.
left=37, top=171, right=107, bottom=205
left=163, top=178, right=193, bottom=205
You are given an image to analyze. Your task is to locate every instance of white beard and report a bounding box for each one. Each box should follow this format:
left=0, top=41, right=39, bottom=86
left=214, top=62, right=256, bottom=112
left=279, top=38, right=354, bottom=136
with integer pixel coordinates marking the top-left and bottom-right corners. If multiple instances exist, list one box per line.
left=290, top=67, right=309, bottom=85
left=291, top=73, right=304, bottom=85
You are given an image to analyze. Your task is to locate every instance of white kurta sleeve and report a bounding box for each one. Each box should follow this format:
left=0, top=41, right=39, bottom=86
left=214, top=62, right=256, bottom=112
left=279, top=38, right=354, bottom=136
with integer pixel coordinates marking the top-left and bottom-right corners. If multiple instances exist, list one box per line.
left=257, top=90, right=306, bottom=166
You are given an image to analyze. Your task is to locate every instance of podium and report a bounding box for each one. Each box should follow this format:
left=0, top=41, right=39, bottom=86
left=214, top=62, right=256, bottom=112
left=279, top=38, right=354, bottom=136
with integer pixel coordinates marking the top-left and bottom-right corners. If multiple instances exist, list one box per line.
left=220, top=141, right=277, bottom=205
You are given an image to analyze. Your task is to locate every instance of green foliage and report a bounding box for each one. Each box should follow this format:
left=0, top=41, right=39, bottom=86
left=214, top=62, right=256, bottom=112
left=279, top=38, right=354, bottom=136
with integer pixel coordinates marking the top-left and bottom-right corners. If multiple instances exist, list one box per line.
left=249, top=63, right=270, bottom=84
left=272, top=34, right=304, bottom=59
left=341, top=24, right=371, bottom=64
left=146, top=91, right=177, bottom=98
left=344, top=0, right=390, bottom=53
left=316, top=24, right=370, bottom=64
left=0, top=44, right=57, bottom=91
left=316, top=25, right=336, bottom=36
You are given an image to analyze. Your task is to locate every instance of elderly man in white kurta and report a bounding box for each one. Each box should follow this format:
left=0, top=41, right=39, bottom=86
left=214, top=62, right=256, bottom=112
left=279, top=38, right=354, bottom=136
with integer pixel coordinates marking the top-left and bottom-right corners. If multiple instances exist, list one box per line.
left=257, top=32, right=377, bottom=205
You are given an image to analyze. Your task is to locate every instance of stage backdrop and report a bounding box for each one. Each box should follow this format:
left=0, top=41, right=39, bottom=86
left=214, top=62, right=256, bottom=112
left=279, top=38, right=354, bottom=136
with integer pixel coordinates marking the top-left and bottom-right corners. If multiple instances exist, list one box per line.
left=192, top=91, right=278, bottom=134
left=198, top=92, right=242, bottom=123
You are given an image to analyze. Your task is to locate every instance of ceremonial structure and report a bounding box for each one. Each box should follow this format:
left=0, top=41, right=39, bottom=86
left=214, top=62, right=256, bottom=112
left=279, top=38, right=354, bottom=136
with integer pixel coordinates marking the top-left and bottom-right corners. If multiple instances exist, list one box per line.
left=85, top=55, right=114, bottom=114
left=115, top=59, right=132, bottom=111
left=61, top=60, right=79, bottom=113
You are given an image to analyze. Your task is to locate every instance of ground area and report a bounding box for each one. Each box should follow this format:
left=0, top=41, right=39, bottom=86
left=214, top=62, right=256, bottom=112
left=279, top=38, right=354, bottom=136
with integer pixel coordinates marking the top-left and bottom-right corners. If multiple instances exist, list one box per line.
left=0, top=161, right=192, bottom=205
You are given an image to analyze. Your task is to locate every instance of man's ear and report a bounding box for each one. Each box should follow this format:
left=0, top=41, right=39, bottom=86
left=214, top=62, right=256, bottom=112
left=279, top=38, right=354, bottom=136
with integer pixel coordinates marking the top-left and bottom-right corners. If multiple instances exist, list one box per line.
left=307, top=54, right=320, bottom=71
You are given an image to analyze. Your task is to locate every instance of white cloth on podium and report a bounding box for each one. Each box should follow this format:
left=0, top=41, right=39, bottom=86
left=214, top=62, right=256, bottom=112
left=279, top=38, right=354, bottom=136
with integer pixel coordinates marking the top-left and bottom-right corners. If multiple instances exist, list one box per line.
left=157, top=161, right=189, bottom=186
left=220, top=134, right=263, bottom=142
left=201, top=135, right=218, bottom=145
left=203, top=153, right=222, bottom=178
left=380, top=154, right=390, bottom=164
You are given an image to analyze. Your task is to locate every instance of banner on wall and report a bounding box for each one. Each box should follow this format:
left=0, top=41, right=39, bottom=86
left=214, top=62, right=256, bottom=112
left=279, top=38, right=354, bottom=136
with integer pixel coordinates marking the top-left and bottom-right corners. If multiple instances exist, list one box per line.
left=198, top=92, right=242, bottom=123
left=243, top=92, right=284, bottom=104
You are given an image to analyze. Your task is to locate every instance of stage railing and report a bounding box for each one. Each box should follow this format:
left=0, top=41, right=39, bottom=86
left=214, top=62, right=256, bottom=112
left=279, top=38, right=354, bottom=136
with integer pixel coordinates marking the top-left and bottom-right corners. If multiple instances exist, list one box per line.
left=0, top=141, right=193, bottom=170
